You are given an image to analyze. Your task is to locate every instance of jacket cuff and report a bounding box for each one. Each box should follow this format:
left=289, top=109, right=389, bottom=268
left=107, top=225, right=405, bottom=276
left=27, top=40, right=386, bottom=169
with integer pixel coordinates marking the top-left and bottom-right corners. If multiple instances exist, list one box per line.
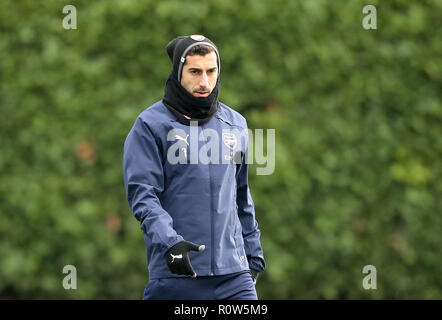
left=163, top=236, right=185, bottom=255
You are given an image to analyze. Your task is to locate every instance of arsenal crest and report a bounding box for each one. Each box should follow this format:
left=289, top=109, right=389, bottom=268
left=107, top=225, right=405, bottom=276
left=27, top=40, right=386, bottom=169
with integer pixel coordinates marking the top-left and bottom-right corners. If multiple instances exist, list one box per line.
left=222, top=132, right=237, bottom=150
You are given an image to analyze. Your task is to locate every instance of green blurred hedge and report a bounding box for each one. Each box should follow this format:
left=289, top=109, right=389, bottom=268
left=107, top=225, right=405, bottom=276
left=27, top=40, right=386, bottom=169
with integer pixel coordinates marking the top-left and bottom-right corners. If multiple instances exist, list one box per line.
left=1, top=0, right=441, bottom=299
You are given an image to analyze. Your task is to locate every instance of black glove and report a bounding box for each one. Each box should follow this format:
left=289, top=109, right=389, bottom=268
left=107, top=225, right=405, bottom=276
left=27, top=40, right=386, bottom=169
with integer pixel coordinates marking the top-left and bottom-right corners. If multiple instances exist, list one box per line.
left=165, top=240, right=205, bottom=278
left=250, top=269, right=259, bottom=285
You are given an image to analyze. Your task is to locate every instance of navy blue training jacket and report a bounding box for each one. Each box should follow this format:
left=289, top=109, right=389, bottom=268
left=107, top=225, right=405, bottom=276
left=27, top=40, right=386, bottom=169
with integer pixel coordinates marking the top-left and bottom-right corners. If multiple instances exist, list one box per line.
left=123, top=101, right=266, bottom=279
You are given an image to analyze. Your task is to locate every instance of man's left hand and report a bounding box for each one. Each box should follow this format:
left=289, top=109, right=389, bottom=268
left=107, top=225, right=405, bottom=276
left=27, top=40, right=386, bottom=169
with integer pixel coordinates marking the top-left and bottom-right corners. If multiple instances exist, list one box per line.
left=250, top=269, right=259, bottom=285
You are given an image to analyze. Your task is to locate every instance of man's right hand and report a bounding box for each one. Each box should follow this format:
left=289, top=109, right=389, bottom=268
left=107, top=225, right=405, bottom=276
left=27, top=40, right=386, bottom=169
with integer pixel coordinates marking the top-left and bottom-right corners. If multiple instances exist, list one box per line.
left=164, top=240, right=205, bottom=278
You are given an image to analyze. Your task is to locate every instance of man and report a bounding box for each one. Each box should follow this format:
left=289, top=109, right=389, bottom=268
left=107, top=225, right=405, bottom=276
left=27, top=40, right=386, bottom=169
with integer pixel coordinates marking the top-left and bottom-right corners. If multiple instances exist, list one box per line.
left=123, top=35, right=265, bottom=300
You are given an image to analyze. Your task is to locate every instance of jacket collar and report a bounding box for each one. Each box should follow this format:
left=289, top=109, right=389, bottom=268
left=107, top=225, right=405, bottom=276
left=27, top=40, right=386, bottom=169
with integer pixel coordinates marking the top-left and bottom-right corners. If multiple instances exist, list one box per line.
left=166, top=101, right=233, bottom=126
left=214, top=104, right=233, bottom=126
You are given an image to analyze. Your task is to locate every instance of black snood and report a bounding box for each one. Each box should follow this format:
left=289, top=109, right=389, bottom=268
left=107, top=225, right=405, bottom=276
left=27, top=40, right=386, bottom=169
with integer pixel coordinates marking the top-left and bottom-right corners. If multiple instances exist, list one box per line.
left=162, top=35, right=221, bottom=126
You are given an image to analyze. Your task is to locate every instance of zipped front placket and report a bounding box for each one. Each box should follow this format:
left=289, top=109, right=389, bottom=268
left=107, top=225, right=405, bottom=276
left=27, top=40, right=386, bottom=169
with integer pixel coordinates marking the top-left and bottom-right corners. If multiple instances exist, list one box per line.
left=208, top=160, right=215, bottom=276
left=201, top=124, right=215, bottom=276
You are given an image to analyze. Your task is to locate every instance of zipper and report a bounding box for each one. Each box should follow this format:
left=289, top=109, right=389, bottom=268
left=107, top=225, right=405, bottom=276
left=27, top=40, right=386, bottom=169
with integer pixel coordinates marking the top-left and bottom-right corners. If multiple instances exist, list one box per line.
left=201, top=125, right=215, bottom=276
left=209, top=161, right=215, bottom=275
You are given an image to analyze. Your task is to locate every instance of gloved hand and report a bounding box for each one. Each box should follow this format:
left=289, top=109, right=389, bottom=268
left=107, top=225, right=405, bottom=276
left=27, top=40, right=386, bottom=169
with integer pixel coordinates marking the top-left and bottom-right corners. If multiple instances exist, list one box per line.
left=250, top=269, right=259, bottom=285
left=165, top=240, right=205, bottom=278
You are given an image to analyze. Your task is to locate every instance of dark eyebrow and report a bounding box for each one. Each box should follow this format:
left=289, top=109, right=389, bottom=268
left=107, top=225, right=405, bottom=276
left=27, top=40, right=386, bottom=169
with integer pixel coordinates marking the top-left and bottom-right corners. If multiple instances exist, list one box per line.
left=188, top=67, right=217, bottom=72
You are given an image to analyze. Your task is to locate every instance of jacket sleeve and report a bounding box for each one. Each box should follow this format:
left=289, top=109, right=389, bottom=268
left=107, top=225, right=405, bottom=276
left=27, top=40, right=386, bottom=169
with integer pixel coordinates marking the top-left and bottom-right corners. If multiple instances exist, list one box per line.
left=123, top=116, right=183, bottom=254
left=236, top=127, right=266, bottom=272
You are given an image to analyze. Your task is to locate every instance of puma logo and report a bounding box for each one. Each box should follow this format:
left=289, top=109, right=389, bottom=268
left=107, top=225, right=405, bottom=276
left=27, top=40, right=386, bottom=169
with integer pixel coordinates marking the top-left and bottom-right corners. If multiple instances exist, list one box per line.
left=170, top=254, right=183, bottom=263
left=175, top=134, right=189, bottom=146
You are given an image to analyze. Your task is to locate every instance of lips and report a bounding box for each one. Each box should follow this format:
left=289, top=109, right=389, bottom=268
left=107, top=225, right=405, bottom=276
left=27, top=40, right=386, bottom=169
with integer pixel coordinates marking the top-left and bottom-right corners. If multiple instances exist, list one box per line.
left=194, top=91, right=210, bottom=97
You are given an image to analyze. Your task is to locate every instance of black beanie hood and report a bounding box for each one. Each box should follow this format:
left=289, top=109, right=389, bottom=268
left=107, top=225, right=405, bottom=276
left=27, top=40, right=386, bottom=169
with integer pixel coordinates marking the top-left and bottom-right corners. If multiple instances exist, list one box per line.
left=162, top=35, right=221, bottom=126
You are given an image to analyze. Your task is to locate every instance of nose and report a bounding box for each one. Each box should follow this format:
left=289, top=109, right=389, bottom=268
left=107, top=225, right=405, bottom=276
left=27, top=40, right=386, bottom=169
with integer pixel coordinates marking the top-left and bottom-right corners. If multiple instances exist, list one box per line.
left=199, top=72, right=210, bottom=88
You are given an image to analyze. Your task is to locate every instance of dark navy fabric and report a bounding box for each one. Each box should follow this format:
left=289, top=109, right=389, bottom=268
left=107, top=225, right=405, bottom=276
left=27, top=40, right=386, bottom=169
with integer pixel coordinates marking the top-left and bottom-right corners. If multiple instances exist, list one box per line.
left=123, top=101, right=266, bottom=279
left=142, top=271, right=257, bottom=300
